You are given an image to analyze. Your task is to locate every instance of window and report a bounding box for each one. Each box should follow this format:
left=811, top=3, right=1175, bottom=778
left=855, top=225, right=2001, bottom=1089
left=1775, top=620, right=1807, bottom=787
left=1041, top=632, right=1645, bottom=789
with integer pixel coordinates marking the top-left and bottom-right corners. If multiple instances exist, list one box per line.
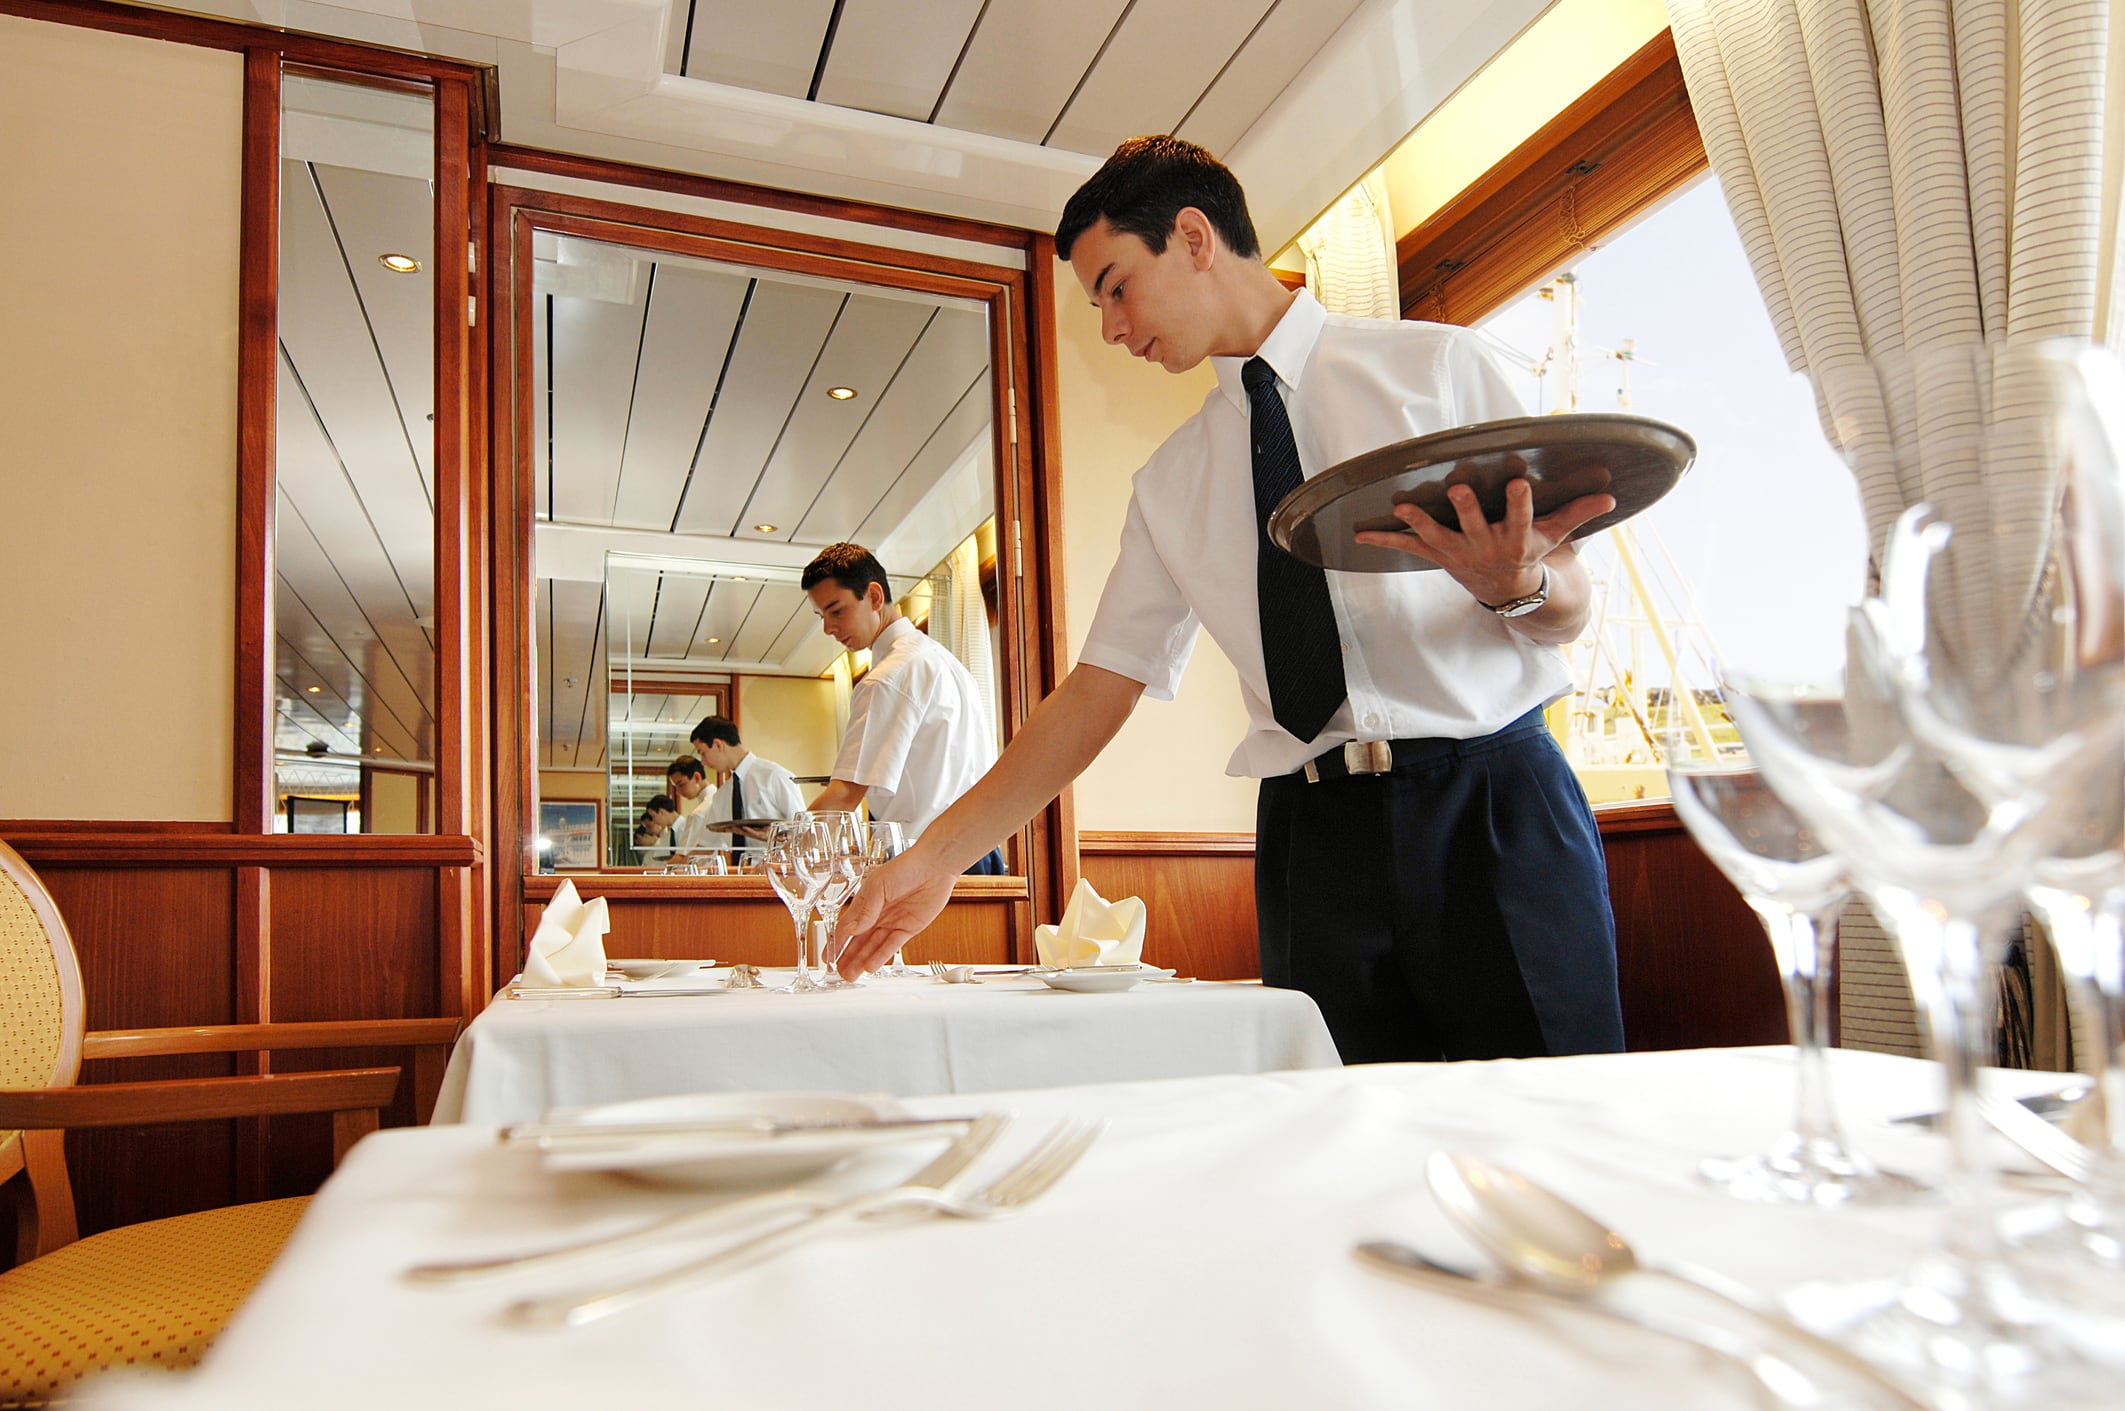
left=1474, top=175, right=1868, bottom=803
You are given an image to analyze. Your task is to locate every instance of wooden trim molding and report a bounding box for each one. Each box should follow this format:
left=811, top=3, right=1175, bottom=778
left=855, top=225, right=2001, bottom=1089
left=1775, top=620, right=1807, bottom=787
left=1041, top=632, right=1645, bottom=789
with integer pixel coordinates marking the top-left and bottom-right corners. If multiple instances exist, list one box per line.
left=1397, top=29, right=1708, bottom=326
left=1078, top=831, right=1256, bottom=856
left=521, top=873, right=1027, bottom=902
left=234, top=48, right=279, bottom=835
left=2, top=833, right=481, bottom=867
left=485, top=143, right=1031, bottom=253
left=0, top=1068, right=401, bottom=1129
left=82, top=1018, right=461, bottom=1062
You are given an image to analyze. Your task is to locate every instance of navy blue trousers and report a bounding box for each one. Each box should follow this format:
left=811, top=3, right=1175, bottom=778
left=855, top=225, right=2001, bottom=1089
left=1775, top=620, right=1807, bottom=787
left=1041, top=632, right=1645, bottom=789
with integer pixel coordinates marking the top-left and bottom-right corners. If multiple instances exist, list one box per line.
left=964, top=847, right=1008, bottom=876
left=1255, top=709, right=1624, bottom=1063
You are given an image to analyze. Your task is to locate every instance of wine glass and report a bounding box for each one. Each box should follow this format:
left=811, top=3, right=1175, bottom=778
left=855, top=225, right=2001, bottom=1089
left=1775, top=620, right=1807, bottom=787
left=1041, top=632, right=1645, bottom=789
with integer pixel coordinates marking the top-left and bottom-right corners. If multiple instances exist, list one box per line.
left=804, top=813, right=867, bottom=988
left=764, top=818, right=826, bottom=994
left=1724, top=341, right=2125, bottom=1395
left=1662, top=723, right=1926, bottom=1205
left=865, top=821, right=912, bottom=976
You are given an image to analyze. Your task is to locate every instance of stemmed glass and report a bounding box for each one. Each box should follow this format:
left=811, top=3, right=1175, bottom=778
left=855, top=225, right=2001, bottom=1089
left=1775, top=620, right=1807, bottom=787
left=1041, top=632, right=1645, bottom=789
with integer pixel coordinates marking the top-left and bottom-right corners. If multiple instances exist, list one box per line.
left=764, top=817, right=826, bottom=994
left=804, top=813, right=867, bottom=988
left=1662, top=723, right=1925, bottom=1205
left=865, top=821, right=912, bottom=976
left=1724, top=340, right=2125, bottom=1395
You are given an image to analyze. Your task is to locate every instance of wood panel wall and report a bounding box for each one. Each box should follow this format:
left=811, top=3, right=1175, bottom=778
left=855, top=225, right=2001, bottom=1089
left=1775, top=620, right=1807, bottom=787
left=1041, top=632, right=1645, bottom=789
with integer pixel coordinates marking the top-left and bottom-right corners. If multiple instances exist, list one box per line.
left=520, top=876, right=1030, bottom=970
left=1083, top=808, right=1787, bottom=1052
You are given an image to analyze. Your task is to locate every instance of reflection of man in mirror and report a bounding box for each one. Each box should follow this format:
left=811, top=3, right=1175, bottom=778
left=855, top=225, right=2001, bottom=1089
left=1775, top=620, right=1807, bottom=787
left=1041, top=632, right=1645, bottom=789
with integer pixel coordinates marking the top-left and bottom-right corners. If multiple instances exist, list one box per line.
left=663, top=756, right=715, bottom=855
left=802, top=543, right=1004, bottom=875
left=632, top=793, right=680, bottom=863
left=836, top=136, right=1626, bottom=1063
left=689, top=715, right=805, bottom=857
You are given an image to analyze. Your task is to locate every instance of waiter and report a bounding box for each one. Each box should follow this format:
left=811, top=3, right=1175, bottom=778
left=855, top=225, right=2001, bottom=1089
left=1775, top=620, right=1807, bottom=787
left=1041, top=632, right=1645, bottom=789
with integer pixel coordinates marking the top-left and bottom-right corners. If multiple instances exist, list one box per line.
left=688, top=716, right=805, bottom=859
left=801, top=543, right=1004, bottom=874
left=834, top=136, right=1624, bottom=1062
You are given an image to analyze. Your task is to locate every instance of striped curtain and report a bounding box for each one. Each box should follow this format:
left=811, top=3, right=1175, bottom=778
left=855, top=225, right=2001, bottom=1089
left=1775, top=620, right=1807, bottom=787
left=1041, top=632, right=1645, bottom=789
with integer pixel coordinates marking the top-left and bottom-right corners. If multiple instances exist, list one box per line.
left=1297, top=172, right=1400, bottom=320
left=1665, top=0, right=2112, bottom=672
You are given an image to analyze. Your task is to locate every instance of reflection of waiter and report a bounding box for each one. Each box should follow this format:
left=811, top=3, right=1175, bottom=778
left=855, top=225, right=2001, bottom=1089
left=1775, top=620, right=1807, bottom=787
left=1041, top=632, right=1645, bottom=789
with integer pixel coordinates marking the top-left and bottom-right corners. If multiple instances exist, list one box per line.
left=836, top=136, right=1624, bottom=1062
left=800, top=543, right=1003, bottom=874
left=688, top=716, right=805, bottom=856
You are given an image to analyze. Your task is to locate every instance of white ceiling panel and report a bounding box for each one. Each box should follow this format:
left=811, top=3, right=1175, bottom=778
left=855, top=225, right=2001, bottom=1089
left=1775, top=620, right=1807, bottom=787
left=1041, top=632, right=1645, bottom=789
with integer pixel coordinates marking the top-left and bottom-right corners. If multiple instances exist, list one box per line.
left=812, top=0, right=988, bottom=121
left=670, top=280, right=846, bottom=537
left=606, top=564, right=664, bottom=661
left=727, top=583, right=812, bottom=661
left=610, top=262, right=750, bottom=531
left=1045, top=0, right=1278, bottom=157
left=311, top=162, right=437, bottom=497
left=681, top=0, right=840, bottom=97
left=795, top=308, right=990, bottom=542
left=274, top=498, right=429, bottom=762
left=690, top=579, right=768, bottom=665
left=279, top=158, right=435, bottom=618
left=642, top=571, right=713, bottom=659
left=540, top=577, right=606, bottom=766
left=735, top=296, right=936, bottom=543
left=545, top=259, right=651, bottom=524
left=930, top=0, right=1134, bottom=146
left=853, top=375, right=993, bottom=546
left=1171, top=0, right=1368, bottom=157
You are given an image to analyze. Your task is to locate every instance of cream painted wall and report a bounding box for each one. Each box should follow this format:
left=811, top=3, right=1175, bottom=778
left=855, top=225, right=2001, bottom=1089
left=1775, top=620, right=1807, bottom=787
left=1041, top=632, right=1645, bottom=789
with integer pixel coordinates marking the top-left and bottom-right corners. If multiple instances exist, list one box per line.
left=0, top=17, right=241, bottom=821
left=1051, top=266, right=1260, bottom=833
left=737, top=675, right=840, bottom=786
left=537, top=769, right=606, bottom=802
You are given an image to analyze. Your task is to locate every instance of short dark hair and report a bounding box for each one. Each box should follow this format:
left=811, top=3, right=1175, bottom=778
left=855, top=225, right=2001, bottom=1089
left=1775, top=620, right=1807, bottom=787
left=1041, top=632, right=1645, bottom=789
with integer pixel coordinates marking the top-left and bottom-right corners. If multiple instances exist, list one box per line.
left=690, top=715, right=740, bottom=749
left=666, top=756, right=705, bottom=782
left=644, top=793, right=677, bottom=815
left=1055, top=135, right=1260, bottom=262
left=801, top=542, right=891, bottom=603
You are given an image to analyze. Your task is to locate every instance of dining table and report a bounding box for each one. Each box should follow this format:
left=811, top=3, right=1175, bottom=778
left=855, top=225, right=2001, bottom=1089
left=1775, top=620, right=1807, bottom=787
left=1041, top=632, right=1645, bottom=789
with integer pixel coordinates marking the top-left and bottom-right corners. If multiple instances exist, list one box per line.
left=431, top=965, right=1344, bottom=1122
left=71, top=1046, right=2120, bottom=1410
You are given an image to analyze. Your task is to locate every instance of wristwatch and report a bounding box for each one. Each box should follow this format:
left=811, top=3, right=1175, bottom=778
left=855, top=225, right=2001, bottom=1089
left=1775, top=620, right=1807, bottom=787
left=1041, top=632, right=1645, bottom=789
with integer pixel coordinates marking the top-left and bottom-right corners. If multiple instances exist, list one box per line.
left=1479, top=563, right=1550, bottom=618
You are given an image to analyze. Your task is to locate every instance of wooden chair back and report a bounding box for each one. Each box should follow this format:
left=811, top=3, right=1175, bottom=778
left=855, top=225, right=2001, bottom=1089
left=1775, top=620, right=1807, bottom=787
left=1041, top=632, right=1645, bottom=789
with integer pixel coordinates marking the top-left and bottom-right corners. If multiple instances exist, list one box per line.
left=0, top=839, right=86, bottom=1256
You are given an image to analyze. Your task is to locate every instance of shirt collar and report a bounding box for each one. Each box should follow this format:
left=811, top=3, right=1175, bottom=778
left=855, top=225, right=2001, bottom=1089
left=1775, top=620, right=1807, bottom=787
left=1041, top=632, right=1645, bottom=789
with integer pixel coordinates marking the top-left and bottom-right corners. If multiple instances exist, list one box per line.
left=871, top=615, right=918, bottom=657
left=1212, top=288, right=1326, bottom=414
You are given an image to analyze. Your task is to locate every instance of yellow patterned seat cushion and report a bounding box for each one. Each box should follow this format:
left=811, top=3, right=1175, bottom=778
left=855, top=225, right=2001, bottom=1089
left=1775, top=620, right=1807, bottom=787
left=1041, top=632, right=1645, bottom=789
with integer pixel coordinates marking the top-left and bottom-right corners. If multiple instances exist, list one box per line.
left=0, top=1196, right=307, bottom=1406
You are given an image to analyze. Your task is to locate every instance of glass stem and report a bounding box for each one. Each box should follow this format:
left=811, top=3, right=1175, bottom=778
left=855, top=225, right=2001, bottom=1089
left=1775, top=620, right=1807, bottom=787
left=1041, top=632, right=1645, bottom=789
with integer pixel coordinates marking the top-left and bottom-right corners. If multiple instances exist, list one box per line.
left=1904, top=909, right=2005, bottom=1264
left=1759, top=899, right=1842, bottom=1149
left=793, top=908, right=811, bottom=981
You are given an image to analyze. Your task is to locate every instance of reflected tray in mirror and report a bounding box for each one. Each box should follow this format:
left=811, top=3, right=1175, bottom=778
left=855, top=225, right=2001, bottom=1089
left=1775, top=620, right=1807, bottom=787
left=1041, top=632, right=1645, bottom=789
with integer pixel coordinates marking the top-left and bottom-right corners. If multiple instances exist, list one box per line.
left=701, top=818, right=783, bottom=834
left=1266, top=413, right=1695, bottom=573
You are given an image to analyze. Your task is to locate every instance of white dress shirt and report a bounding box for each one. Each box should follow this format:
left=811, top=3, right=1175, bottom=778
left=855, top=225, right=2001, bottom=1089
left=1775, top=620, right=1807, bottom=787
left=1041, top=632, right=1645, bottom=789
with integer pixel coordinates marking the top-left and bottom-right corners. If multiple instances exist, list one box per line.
left=1076, top=290, right=1572, bottom=779
left=698, top=750, right=807, bottom=852
left=668, top=798, right=717, bottom=853
left=834, top=615, right=997, bottom=837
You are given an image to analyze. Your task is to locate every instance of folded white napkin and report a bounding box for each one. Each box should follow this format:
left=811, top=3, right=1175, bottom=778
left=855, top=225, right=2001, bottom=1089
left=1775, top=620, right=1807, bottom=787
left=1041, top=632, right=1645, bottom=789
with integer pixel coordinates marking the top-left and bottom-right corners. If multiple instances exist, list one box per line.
left=1035, top=878, right=1147, bottom=968
left=522, top=880, right=612, bottom=987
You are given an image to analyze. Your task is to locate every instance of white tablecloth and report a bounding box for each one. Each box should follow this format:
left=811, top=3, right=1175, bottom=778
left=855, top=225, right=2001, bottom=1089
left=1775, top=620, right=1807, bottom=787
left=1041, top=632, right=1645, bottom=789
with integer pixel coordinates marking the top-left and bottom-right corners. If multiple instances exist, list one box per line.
left=74, top=1048, right=2118, bottom=1410
left=432, top=968, right=1343, bottom=1121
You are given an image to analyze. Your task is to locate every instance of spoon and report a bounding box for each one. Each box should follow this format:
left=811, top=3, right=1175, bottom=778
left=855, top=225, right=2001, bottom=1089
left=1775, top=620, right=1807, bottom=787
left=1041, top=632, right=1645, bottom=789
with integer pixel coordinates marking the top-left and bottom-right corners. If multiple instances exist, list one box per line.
left=1355, top=1240, right=1827, bottom=1408
left=1425, top=1151, right=1932, bottom=1411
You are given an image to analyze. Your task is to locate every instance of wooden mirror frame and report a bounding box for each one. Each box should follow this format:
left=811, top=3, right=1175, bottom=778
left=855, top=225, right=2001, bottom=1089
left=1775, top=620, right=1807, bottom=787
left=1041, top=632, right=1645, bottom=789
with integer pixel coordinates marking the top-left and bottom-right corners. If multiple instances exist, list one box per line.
left=485, top=160, right=1073, bottom=978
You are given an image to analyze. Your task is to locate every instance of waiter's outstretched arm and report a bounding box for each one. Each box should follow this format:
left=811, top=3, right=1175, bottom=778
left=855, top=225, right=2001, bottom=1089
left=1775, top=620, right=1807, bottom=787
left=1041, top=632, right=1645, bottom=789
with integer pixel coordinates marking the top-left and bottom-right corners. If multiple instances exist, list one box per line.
left=832, top=663, right=1145, bottom=977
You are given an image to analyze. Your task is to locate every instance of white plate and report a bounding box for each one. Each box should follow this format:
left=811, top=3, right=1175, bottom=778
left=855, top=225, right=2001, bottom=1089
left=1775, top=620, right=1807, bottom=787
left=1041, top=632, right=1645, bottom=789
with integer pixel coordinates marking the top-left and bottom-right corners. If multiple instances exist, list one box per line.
left=1038, top=965, right=1175, bottom=994
left=538, top=1092, right=908, bottom=1187
left=608, top=959, right=713, bottom=980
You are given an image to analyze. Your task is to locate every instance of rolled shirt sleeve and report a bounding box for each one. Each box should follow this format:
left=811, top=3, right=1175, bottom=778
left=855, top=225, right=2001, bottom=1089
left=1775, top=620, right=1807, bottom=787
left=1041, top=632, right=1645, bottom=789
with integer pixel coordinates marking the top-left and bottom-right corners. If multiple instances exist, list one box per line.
left=1074, top=494, right=1202, bottom=701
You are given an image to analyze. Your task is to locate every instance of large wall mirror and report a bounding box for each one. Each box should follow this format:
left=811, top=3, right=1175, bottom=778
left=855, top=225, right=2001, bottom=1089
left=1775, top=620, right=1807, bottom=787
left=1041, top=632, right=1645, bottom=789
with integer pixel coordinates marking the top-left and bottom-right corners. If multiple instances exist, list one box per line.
left=504, top=199, right=1029, bottom=876
left=273, top=69, right=441, bottom=833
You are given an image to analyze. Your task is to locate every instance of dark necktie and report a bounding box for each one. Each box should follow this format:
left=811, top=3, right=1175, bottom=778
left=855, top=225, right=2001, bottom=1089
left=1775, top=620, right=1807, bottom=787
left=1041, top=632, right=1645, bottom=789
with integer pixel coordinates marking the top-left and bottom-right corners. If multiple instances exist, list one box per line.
left=726, top=770, right=746, bottom=822
left=1244, top=357, right=1347, bottom=742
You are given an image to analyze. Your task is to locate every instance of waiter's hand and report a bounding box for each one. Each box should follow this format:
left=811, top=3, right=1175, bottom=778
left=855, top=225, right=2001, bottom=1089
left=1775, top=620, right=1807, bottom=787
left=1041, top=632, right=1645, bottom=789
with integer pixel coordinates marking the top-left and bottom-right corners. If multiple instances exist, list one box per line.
left=1353, top=476, right=1612, bottom=606
left=833, top=846, right=956, bottom=979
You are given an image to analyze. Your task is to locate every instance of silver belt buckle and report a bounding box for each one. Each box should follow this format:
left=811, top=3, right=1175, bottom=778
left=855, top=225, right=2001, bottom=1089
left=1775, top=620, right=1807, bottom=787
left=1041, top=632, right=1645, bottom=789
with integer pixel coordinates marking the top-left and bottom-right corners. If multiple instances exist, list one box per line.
left=1301, top=739, right=1392, bottom=783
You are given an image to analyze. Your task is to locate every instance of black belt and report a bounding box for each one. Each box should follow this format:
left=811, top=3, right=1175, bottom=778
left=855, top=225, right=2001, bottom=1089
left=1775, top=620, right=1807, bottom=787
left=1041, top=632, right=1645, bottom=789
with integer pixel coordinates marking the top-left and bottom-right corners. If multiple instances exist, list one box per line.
left=1294, top=708, right=1550, bottom=784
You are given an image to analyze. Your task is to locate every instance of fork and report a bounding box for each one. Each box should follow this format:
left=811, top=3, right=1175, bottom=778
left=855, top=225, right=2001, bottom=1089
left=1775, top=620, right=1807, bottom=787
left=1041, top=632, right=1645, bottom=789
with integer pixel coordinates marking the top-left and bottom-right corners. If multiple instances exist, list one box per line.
left=505, top=1118, right=1101, bottom=1327
left=927, top=959, right=979, bottom=983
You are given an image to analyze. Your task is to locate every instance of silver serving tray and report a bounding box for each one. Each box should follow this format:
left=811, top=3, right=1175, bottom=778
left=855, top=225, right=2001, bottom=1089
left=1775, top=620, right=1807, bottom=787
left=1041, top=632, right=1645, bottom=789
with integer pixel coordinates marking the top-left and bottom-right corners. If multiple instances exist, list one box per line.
left=1267, top=412, right=1696, bottom=573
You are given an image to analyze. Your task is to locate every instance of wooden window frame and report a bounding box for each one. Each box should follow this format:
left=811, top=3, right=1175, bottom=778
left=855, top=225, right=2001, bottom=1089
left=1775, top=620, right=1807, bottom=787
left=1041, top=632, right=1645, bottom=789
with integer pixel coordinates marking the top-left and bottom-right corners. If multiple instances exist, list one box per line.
left=1397, top=29, right=1708, bottom=328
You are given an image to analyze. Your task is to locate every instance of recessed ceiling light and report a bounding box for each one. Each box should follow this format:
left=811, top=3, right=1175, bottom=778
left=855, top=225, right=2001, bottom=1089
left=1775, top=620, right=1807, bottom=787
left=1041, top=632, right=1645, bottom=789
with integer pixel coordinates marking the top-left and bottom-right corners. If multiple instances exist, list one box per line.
left=752, top=523, right=778, bottom=533
left=306, top=685, right=321, bottom=693
left=705, top=636, right=721, bottom=645
left=732, top=576, right=748, bottom=582
left=826, top=386, right=857, bottom=400
left=378, top=253, right=421, bottom=274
